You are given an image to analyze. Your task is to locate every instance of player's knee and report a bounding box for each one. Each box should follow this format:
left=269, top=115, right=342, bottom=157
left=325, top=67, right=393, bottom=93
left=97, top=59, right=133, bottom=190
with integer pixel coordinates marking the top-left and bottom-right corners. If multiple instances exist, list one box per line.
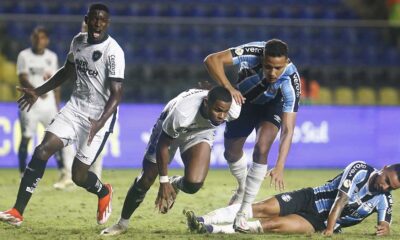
left=252, top=144, right=269, bottom=163
left=224, top=150, right=241, bottom=163
left=34, top=145, right=51, bottom=161
left=181, top=180, right=203, bottom=194
left=71, top=170, right=87, bottom=186
left=136, top=174, right=156, bottom=191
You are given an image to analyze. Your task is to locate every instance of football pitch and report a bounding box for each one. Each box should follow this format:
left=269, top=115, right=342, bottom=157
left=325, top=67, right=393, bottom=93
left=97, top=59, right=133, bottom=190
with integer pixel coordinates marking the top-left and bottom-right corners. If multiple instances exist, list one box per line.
left=0, top=168, right=399, bottom=240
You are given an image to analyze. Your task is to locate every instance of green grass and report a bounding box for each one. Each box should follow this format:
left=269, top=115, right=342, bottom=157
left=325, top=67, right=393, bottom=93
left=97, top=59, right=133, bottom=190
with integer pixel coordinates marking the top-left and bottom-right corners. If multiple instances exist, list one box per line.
left=0, top=168, right=399, bottom=239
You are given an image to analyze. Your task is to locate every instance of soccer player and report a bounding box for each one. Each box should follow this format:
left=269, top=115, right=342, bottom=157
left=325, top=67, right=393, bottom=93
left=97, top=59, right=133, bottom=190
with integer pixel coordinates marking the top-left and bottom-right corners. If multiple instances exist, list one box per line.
left=204, top=39, right=301, bottom=231
left=186, top=161, right=400, bottom=236
left=0, top=3, right=124, bottom=226
left=16, top=26, right=74, bottom=188
left=100, top=87, right=241, bottom=236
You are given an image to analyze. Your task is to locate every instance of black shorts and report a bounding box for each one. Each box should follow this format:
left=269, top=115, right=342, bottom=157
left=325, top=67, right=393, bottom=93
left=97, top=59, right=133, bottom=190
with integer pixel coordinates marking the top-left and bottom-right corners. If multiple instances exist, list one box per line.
left=275, top=188, right=326, bottom=232
left=224, top=101, right=283, bottom=139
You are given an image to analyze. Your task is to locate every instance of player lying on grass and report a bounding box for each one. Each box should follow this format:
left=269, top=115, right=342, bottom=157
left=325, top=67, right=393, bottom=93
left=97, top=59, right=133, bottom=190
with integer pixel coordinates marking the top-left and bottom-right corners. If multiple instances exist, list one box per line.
left=100, top=86, right=240, bottom=235
left=185, top=161, right=400, bottom=236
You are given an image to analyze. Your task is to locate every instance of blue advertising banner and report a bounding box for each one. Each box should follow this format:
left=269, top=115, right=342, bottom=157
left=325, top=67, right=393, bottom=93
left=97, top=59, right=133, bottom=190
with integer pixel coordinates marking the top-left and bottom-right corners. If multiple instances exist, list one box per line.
left=0, top=103, right=399, bottom=169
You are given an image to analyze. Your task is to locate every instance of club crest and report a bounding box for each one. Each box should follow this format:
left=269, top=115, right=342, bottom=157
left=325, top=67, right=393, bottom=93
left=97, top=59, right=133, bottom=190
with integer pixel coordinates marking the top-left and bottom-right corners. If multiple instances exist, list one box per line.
left=92, top=50, right=102, bottom=61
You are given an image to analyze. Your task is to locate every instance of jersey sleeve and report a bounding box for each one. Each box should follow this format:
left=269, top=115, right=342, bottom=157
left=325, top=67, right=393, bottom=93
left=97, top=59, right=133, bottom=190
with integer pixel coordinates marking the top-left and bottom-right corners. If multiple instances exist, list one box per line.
left=280, top=72, right=301, bottom=112
left=66, top=37, right=75, bottom=64
left=229, top=42, right=264, bottom=67
left=16, top=52, right=28, bottom=75
left=338, top=161, right=369, bottom=197
left=226, top=99, right=241, bottom=122
left=161, top=109, right=184, bottom=139
left=107, top=43, right=125, bottom=79
left=376, top=193, right=393, bottom=224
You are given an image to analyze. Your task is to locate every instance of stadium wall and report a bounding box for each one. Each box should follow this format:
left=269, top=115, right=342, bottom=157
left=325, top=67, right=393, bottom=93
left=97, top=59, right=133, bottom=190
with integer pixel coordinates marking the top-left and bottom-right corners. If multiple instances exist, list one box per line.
left=0, top=103, right=399, bottom=169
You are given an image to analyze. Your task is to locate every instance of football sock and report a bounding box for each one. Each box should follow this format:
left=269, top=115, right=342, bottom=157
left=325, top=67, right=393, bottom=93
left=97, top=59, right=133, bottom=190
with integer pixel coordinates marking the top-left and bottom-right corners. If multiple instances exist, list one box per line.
left=210, top=224, right=236, bottom=234
left=18, top=141, right=28, bottom=174
left=248, top=220, right=264, bottom=233
left=202, top=203, right=252, bottom=225
left=227, top=153, right=248, bottom=194
left=121, top=177, right=147, bottom=220
left=14, top=156, right=47, bottom=214
left=84, top=171, right=109, bottom=198
left=238, top=162, right=267, bottom=214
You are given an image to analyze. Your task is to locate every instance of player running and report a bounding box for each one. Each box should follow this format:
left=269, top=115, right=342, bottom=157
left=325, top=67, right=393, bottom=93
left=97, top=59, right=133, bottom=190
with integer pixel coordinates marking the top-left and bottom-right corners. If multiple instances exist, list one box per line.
left=0, top=3, right=124, bottom=226
left=204, top=39, right=301, bottom=232
left=100, top=87, right=241, bottom=236
left=186, top=161, right=400, bottom=236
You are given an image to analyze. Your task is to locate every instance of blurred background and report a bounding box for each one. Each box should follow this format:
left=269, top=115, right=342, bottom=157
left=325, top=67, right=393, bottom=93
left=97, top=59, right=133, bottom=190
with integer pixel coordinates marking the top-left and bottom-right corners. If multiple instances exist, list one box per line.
left=0, top=0, right=399, bottom=169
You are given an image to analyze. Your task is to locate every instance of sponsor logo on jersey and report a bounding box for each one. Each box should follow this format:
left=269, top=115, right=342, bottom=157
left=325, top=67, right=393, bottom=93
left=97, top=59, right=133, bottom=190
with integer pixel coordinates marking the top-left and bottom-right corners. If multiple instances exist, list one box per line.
left=92, top=50, right=102, bottom=61
left=235, top=48, right=244, bottom=56
left=75, top=59, right=99, bottom=77
left=243, top=47, right=263, bottom=54
left=281, top=194, right=292, bottom=202
left=108, top=55, right=116, bottom=75
left=29, top=67, right=45, bottom=76
left=348, top=163, right=367, bottom=178
left=273, top=115, right=281, bottom=123
left=291, top=73, right=301, bottom=97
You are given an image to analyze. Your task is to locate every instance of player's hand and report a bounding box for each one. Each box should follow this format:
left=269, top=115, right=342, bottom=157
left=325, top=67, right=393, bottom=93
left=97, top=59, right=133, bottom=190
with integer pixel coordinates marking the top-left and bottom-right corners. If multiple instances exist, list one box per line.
left=322, top=229, right=334, bottom=237
left=17, top=86, right=39, bottom=112
left=87, top=117, right=105, bottom=146
left=227, top=86, right=245, bottom=105
left=268, top=167, right=285, bottom=191
left=375, top=224, right=390, bottom=236
left=155, top=182, right=177, bottom=214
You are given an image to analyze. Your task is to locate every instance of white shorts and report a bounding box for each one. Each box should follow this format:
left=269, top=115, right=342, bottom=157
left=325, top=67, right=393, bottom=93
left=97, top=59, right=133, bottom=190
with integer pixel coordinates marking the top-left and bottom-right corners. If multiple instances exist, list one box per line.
left=144, top=117, right=215, bottom=164
left=46, top=104, right=116, bottom=165
left=19, top=105, right=57, bottom=138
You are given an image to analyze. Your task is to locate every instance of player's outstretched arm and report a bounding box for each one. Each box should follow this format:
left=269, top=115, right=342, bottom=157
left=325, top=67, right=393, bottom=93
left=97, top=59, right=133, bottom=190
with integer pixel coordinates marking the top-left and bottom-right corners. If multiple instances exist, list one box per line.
left=269, top=112, right=297, bottom=191
left=17, top=62, right=76, bottom=112
left=88, top=80, right=122, bottom=145
left=204, top=50, right=245, bottom=105
left=155, top=131, right=176, bottom=214
left=323, top=191, right=348, bottom=236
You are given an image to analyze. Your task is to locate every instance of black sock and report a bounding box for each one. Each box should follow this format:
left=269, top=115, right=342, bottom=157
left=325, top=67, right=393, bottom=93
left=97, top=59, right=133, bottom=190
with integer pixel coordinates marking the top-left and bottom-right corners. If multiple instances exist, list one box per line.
left=83, top=171, right=109, bottom=198
left=18, top=143, right=28, bottom=174
left=121, top=178, right=148, bottom=220
left=54, top=151, right=64, bottom=170
left=14, top=156, right=47, bottom=214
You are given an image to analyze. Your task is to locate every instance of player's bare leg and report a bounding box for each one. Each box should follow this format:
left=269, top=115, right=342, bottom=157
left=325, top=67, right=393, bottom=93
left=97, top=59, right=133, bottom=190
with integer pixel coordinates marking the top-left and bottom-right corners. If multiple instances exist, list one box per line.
left=170, top=142, right=211, bottom=195
left=71, top=158, right=112, bottom=224
left=234, top=122, right=278, bottom=232
left=1, top=132, right=63, bottom=226
left=224, top=137, right=248, bottom=205
left=101, top=159, right=158, bottom=235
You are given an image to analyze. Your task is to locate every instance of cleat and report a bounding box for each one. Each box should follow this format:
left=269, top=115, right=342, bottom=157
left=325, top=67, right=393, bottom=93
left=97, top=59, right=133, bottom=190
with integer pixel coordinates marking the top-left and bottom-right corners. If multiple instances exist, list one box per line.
left=0, top=208, right=23, bottom=227
left=169, top=175, right=181, bottom=195
left=184, top=209, right=200, bottom=232
left=233, top=212, right=250, bottom=233
left=97, top=184, right=113, bottom=225
left=198, top=223, right=213, bottom=234
left=53, top=173, right=74, bottom=190
left=100, top=222, right=127, bottom=236
left=228, top=189, right=244, bottom=205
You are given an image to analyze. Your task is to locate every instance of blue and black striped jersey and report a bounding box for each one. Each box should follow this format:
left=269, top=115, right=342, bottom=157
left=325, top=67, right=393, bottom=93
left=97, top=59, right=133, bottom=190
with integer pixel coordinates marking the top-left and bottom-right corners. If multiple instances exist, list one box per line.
left=313, top=161, right=393, bottom=229
left=230, top=41, right=301, bottom=112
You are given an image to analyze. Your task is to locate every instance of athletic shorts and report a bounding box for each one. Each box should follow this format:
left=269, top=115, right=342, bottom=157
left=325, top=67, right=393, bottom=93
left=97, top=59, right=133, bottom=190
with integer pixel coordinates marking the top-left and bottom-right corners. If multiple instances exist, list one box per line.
left=19, top=104, right=58, bottom=138
left=46, top=104, right=117, bottom=165
left=224, top=100, right=283, bottom=139
left=144, top=115, right=215, bottom=164
left=275, top=188, right=326, bottom=231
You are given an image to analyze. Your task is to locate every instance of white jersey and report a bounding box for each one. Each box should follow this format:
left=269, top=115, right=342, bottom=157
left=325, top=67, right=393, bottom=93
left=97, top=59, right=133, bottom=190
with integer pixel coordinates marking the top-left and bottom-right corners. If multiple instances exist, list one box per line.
left=16, top=48, right=58, bottom=110
left=162, top=89, right=241, bottom=139
left=66, top=32, right=125, bottom=120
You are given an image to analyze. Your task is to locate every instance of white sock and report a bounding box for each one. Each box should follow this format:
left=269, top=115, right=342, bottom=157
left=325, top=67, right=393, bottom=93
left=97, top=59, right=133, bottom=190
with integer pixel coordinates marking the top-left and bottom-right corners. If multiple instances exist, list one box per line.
left=202, top=203, right=253, bottom=225
left=238, top=162, right=268, bottom=214
left=210, top=224, right=236, bottom=234
left=228, top=153, right=248, bottom=194
left=118, top=217, right=129, bottom=228
left=248, top=220, right=263, bottom=233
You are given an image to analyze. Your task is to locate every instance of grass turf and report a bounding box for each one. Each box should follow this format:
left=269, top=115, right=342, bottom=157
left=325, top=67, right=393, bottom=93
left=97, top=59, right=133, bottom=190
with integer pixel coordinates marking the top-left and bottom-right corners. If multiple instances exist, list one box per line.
left=0, top=168, right=399, bottom=239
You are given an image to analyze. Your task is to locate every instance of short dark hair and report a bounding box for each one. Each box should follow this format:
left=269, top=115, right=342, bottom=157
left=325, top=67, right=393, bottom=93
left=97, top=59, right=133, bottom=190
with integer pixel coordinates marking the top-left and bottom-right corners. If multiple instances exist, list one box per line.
left=32, top=26, right=48, bottom=37
left=208, top=86, right=232, bottom=105
left=88, top=3, right=109, bottom=14
left=264, top=39, right=288, bottom=58
left=390, top=164, right=400, bottom=180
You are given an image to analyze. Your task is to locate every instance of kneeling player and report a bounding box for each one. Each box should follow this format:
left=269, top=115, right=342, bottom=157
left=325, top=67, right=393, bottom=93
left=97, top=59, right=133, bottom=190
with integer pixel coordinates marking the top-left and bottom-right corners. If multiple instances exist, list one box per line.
left=100, top=86, right=240, bottom=235
left=185, top=161, right=400, bottom=236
